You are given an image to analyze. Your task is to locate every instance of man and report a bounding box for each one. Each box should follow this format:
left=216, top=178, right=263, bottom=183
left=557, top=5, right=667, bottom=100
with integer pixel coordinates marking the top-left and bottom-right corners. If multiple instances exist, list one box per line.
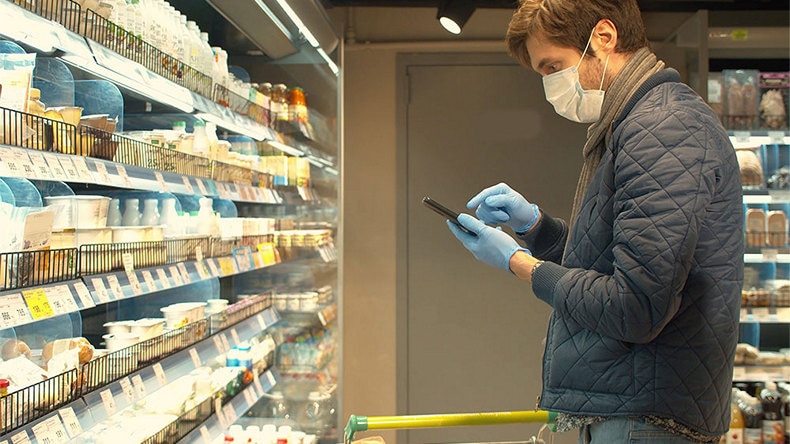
left=446, top=0, right=744, bottom=442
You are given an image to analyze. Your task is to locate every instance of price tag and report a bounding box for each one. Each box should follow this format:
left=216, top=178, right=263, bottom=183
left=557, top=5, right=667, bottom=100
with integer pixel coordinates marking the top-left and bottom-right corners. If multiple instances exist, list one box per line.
left=213, top=335, right=225, bottom=354
left=60, top=157, right=80, bottom=181
left=8, top=148, right=35, bottom=178
left=169, top=265, right=184, bottom=286
left=106, top=274, right=124, bottom=299
left=196, top=261, right=210, bottom=280
left=196, top=179, right=208, bottom=195
left=253, top=252, right=264, bottom=269
left=253, top=373, right=264, bottom=397
left=0, top=293, right=33, bottom=328
left=115, top=164, right=133, bottom=188
left=200, top=425, right=212, bottom=444
left=72, top=281, right=95, bottom=308
left=58, top=407, right=83, bottom=438
left=141, top=270, right=157, bottom=293
left=230, top=328, right=240, bottom=346
left=177, top=262, right=191, bottom=283
left=763, top=248, right=779, bottom=262
left=152, top=363, right=167, bottom=386
left=131, top=374, right=147, bottom=398
left=753, top=307, right=771, bottom=322
left=100, top=389, right=117, bottom=415
left=220, top=334, right=231, bottom=353
left=259, top=244, right=277, bottom=266
left=769, top=131, right=786, bottom=144
left=10, top=430, right=31, bottom=444
left=44, top=154, right=68, bottom=181
left=234, top=251, right=252, bottom=272
left=207, top=259, right=220, bottom=277
left=195, top=246, right=204, bottom=263
left=90, top=278, right=112, bottom=303
left=32, top=415, right=69, bottom=444
left=44, top=285, right=79, bottom=315
left=154, top=171, right=168, bottom=192
left=27, top=151, right=54, bottom=179
left=22, top=287, right=55, bottom=320
left=222, top=402, right=237, bottom=424
left=731, top=29, right=749, bottom=41
left=256, top=314, right=267, bottom=330
left=732, top=366, right=747, bottom=381
left=70, top=156, right=93, bottom=180
left=242, top=387, right=255, bottom=407
left=189, top=348, right=201, bottom=368
left=266, top=371, right=276, bottom=387
left=0, top=147, right=12, bottom=176
left=119, top=377, right=135, bottom=403
left=218, top=257, right=237, bottom=275
left=214, top=398, right=227, bottom=430
left=182, top=176, right=195, bottom=194
left=156, top=268, right=172, bottom=289
left=92, top=161, right=113, bottom=185
left=122, top=254, right=143, bottom=295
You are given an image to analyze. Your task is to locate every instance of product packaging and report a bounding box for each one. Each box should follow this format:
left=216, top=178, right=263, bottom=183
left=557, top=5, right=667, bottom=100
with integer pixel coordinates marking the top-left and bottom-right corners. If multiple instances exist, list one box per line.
left=758, top=72, right=790, bottom=131
left=0, top=53, right=36, bottom=146
left=724, top=69, right=760, bottom=131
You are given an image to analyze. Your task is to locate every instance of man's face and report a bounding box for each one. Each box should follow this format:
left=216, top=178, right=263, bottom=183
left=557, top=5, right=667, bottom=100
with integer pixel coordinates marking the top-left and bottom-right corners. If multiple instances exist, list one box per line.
left=526, top=34, right=607, bottom=91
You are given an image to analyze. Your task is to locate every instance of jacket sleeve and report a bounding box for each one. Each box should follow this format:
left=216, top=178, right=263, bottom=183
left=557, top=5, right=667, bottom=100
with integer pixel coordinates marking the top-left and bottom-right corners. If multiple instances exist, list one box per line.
left=531, top=105, right=722, bottom=344
left=516, top=210, right=568, bottom=264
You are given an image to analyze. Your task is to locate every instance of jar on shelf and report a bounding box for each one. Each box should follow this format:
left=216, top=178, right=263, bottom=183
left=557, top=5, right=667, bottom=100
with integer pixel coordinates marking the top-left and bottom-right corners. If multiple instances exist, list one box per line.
left=258, top=82, right=272, bottom=125
left=271, top=83, right=289, bottom=127
left=288, top=86, right=308, bottom=124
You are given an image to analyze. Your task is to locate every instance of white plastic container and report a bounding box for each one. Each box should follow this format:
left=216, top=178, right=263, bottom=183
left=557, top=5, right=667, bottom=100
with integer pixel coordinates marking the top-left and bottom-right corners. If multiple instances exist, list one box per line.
left=103, top=320, right=135, bottom=335
left=130, top=318, right=165, bottom=341
left=51, top=227, right=112, bottom=248
left=103, top=332, right=140, bottom=351
left=45, top=196, right=111, bottom=229
left=160, top=302, right=206, bottom=329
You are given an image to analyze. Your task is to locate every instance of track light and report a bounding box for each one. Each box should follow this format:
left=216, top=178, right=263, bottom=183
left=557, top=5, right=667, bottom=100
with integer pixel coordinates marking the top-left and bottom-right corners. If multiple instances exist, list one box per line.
left=437, top=0, right=476, bottom=35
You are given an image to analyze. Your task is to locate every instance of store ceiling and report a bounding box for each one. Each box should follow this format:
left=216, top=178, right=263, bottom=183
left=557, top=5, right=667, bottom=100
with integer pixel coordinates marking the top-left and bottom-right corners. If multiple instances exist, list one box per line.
left=323, top=0, right=790, bottom=11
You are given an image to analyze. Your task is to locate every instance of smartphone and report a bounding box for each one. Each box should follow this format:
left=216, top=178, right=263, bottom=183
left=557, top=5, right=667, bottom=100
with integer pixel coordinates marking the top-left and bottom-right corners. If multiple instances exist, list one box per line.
left=422, top=196, right=476, bottom=236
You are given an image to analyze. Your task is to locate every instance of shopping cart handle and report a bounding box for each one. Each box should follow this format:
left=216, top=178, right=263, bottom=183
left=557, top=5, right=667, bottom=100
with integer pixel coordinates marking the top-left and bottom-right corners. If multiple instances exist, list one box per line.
left=344, top=410, right=558, bottom=443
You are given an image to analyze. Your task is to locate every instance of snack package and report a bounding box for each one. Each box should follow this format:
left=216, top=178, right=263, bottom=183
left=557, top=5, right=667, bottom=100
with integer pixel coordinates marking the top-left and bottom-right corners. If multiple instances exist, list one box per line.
left=724, top=69, right=760, bottom=131
left=759, top=72, right=790, bottom=131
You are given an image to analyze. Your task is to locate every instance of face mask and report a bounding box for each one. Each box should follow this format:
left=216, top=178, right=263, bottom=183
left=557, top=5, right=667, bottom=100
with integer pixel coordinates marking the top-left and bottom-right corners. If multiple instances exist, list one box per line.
left=542, top=29, right=610, bottom=123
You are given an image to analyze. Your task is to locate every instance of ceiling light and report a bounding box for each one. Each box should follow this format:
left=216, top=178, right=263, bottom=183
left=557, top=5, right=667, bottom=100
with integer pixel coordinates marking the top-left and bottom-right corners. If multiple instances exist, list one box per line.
left=437, top=0, right=476, bottom=35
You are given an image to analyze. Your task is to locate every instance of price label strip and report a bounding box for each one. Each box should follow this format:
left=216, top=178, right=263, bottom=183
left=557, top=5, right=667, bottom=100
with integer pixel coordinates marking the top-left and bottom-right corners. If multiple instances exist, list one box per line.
left=70, top=156, right=93, bottom=180
left=44, top=285, right=79, bottom=315
left=60, top=157, right=80, bottom=181
left=32, top=415, right=69, bottom=444
left=115, top=164, right=133, bottom=188
left=10, top=430, right=31, bottom=444
left=222, top=402, right=237, bottom=425
left=106, top=274, right=125, bottom=299
left=28, top=151, right=54, bottom=179
left=200, top=426, right=212, bottom=444
left=156, top=268, right=172, bottom=289
left=189, top=348, right=201, bottom=368
left=91, top=277, right=112, bottom=303
left=177, top=262, right=191, bottom=284
left=9, top=148, right=35, bottom=178
left=72, top=281, right=96, bottom=308
left=207, top=259, right=220, bottom=277
left=154, top=171, right=168, bottom=192
left=122, top=253, right=143, bottom=295
left=44, top=154, right=68, bottom=181
left=169, top=265, right=184, bottom=286
left=58, top=407, right=83, bottom=438
left=196, top=179, right=208, bottom=195
left=0, top=293, right=33, bottom=329
left=182, top=176, right=195, bottom=194
left=213, top=335, right=225, bottom=354
left=142, top=270, right=157, bottom=293
left=22, top=287, right=55, bottom=320
left=214, top=398, right=227, bottom=430
left=100, top=389, right=117, bottom=416
left=152, top=363, right=167, bottom=387
left=93, top=161, right=113, bottom=185
left=119, top=377, right=135, bottom=403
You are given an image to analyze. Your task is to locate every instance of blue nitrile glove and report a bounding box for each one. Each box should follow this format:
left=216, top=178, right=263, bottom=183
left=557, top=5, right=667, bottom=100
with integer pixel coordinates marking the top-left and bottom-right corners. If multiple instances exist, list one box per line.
left=447, top=213, right=529, bottom=271
left=467, top=183, right=539, bottom=233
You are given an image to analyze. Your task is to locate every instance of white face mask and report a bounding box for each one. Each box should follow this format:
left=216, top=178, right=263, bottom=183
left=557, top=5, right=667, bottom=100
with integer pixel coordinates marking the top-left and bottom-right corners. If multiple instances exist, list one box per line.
left=542, top=29, right=610, bottom=123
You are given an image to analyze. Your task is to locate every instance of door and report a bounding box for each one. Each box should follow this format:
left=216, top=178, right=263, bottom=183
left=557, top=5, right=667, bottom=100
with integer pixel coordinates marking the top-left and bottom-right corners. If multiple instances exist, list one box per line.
left=399, top=52, right=586, bottom=443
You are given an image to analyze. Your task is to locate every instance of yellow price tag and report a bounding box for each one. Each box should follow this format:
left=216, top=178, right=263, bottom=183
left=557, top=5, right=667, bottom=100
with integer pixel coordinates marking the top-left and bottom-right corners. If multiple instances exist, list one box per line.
left=218, top=257, right=236, bottom=275
left=258, top=243, right=277, bottom=265
left=731, top=29, right=748, bottom=41
left=22, top=288, right=55, bottom=320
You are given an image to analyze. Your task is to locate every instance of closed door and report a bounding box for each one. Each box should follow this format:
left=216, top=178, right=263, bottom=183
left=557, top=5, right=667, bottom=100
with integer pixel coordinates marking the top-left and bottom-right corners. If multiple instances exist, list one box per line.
left=399, top=52, right=585, bottom=443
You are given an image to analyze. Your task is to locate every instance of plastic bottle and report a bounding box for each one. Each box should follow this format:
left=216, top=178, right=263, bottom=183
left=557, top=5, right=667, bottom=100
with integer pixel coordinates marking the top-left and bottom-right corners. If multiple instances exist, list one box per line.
left=726, top=388, right=745, bottom=444
left=735, top=388, right=764, bottom=444
left=192, top=120, right=209, bottom=157
left=762, top=382, right=784, bottom=444
left=196, top=197, right=219, bottom=237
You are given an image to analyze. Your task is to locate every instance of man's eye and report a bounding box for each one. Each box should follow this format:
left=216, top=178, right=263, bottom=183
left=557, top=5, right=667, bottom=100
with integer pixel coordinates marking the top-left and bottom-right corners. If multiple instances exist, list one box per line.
left=546, top=64, right=560, bottom=74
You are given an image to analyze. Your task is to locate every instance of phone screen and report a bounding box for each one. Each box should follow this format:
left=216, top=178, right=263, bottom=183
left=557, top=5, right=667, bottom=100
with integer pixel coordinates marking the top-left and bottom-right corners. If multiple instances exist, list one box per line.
left=422, top=197, right=476, bottom=236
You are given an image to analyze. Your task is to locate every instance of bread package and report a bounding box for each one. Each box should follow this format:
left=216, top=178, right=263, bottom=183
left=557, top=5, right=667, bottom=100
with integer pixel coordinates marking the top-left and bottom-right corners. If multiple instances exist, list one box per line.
left=42, top=337, right=93, bottom=367
left=0, top=339, right=31, bottom=361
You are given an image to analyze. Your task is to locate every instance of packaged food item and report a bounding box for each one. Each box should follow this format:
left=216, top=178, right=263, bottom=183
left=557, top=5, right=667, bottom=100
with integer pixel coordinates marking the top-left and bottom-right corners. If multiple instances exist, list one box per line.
left=0, top=53, right=36, bottom=112
left=708, top=71, right=724, bottom=122
left=724, top=69, right=760, bottom=131
left=759, top=72, right=790, bottom=131
left=762, top=382, right=785, bottom=444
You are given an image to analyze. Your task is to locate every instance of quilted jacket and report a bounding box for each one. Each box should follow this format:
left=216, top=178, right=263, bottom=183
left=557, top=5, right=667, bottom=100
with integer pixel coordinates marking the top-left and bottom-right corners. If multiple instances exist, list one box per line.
left=522, top=69, right=744, bottom=438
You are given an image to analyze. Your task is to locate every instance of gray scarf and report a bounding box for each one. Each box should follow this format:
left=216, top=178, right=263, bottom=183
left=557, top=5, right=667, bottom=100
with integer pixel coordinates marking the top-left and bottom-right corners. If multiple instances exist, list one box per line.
left=567, top=48, right=665, bottom=232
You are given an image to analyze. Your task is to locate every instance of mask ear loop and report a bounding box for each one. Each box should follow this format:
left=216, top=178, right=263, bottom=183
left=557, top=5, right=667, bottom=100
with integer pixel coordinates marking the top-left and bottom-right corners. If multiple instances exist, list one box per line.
left=576, top=27, right=597, bottom=69
left=599, top=53, right=610, bottom=90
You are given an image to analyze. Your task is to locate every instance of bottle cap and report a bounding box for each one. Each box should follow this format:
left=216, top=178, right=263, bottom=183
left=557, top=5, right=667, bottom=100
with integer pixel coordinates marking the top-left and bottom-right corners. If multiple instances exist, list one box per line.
left=0, top=379, right=9, bottom=388
left=194, top=120, right=206, bottom=127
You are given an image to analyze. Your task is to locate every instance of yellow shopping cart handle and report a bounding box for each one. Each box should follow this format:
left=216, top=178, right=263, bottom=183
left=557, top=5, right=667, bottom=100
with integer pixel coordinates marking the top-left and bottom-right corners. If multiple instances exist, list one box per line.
left=344, top=410, right=558, bottom=443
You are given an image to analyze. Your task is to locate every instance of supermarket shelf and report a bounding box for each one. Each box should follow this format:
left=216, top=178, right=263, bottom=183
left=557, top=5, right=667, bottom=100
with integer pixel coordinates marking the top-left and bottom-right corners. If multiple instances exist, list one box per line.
left=740, top=307, right=790, bottom=323
left=743, top=190, right=790, bottom=205
left=0, top=241, right=333, bottom=332
left=744, top=252, right=790, bottom=263
left=729, top=131, right=790, bottom=150
left=733, top=364, right=790, bottom=382
left=0, top=308, right=280, bottom=443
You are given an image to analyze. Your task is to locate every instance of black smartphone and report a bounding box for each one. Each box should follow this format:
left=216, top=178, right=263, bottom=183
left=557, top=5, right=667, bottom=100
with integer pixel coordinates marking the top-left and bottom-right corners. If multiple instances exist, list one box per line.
left=422, top=196, right=476, bottom=236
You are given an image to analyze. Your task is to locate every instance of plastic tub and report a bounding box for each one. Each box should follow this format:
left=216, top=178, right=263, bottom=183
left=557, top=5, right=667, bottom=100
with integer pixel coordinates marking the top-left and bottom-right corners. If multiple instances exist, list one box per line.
left=51, top=227, right=112, bottom=248
left=103, top=332, right=140, bottom=351
left=160, top=302, right=206, bottom=330
left=45, top=195, right=110, bottom=229
left=130, top=318, right=165, bottom=341
left=103, top=320, right=135, bottom=335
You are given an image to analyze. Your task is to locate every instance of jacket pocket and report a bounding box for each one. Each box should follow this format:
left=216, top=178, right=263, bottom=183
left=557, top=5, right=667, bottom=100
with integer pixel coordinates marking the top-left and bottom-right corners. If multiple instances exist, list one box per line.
left=545, top=320, right=635, bottom=396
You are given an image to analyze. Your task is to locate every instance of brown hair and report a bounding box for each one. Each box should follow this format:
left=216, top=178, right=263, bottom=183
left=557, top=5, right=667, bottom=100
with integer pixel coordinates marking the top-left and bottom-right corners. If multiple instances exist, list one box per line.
left=505, top=0, right=649, bottom=68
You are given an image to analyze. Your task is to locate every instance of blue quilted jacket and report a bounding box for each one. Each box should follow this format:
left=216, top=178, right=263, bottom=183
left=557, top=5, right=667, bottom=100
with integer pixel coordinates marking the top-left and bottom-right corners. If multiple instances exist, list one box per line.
left=523, top=69, right=744, bottom=438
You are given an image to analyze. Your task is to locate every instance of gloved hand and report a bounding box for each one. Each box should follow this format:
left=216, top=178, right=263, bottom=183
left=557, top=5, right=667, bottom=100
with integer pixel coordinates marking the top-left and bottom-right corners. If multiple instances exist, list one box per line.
left=467, top=183, right=539, bottom=233
left=447, top=213, right=529, bottom=271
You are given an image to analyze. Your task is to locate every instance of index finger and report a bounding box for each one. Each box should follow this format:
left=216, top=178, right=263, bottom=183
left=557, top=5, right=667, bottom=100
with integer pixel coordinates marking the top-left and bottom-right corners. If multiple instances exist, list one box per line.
left=467, top=183, right=508, bottom=209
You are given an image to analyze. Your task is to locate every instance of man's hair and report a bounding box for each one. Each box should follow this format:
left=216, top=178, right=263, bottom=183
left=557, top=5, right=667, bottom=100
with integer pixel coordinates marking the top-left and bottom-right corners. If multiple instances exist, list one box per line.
left=505, top=0, right=649, bottom=68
